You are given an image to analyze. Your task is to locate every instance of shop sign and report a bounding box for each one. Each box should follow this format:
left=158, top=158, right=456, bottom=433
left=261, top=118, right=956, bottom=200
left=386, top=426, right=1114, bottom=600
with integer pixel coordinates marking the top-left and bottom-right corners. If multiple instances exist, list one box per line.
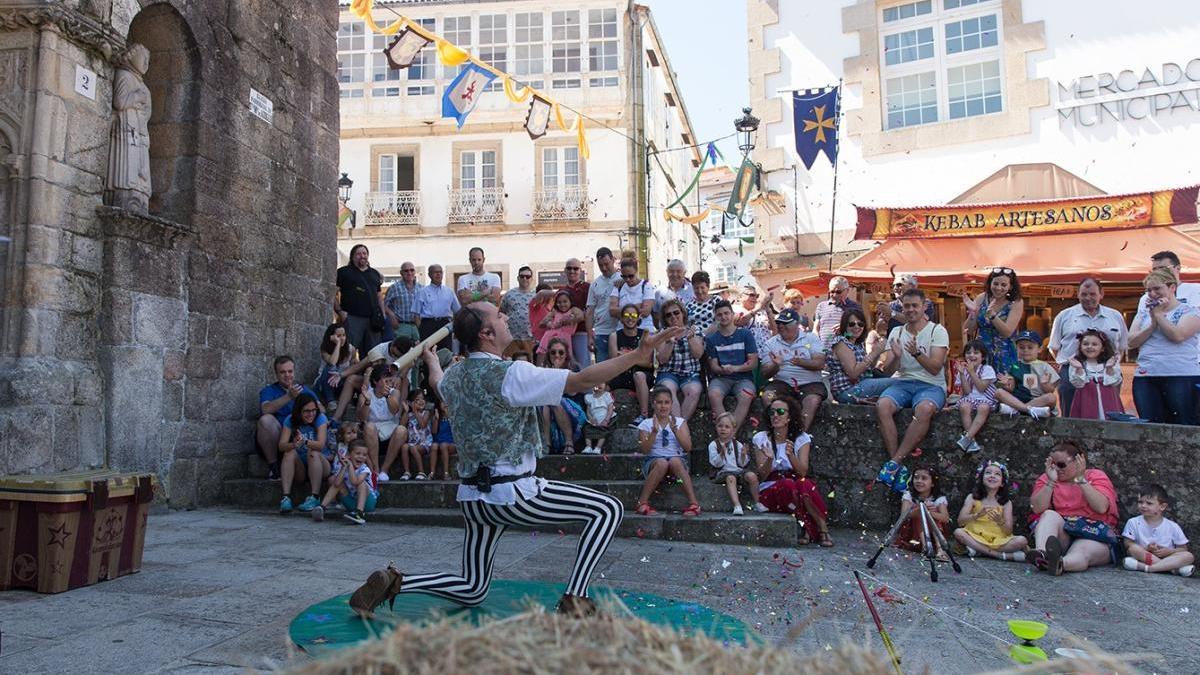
left=855, top=186, right=1198, bottom=240
left=1057, top=59, right=1200, bottom=126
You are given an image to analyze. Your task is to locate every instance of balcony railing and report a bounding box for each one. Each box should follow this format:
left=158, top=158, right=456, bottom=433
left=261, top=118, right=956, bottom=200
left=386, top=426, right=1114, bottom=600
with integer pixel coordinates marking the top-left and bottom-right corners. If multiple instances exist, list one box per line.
left=364, top=190, right=421, bottom=227
left=447, top=186, right=505, bottom=223
left=532, top=185, right=589, bottom=221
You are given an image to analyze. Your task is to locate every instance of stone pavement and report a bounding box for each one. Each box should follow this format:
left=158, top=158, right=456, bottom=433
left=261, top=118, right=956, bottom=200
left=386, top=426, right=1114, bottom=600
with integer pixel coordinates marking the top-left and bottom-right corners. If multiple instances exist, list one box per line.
left=0, top=509, right=1195, bottom=674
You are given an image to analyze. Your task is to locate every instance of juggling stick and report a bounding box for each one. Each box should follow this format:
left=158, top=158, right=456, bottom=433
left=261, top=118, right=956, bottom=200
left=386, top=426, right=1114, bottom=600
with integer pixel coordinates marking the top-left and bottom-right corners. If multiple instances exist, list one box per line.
left=390, top=325, right=452, bottom=371
left=854, top=570, right=903, bottom=675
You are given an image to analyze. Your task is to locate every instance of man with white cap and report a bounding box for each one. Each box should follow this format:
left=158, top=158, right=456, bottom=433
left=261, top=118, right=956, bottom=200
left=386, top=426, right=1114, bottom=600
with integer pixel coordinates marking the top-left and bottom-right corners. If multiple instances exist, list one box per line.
left=813, top=276, right=861, bottom=346
left=878, top=273, right=936, bottom=334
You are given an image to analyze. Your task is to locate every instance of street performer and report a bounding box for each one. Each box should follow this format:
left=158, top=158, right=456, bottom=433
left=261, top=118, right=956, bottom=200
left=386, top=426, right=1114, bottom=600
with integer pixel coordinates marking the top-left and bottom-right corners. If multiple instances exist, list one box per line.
left=350, top=302, right=683, bottom=618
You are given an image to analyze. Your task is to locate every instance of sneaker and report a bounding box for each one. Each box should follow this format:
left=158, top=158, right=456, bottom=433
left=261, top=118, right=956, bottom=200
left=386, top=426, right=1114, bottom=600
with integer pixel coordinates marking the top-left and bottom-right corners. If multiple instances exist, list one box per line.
left=399, top=472, right=412, bottom=481
left=965, top=439, right=982, bottom=454
left=1001, top=550, right=1025, bottom=562
left=629, top=415, right=646, bottom=428
left=998, top=403, right=1019, bottom=417
left=378, top=471, right=390, bottom=482
left=965, top=547, right=978, bottom=558
left=753, top=502, right=769, bottom=513
left=581, top=447, right=600, bottom=455
left=298, top=495, right=319, bottom=512
left=891, top=465, right=911, bottom=493
left=875, top=459, right=900, bottom=486
left=955, top=434, right=972, bottom=452
left=1174, top=564, right=1194, bottom=577
left=344, top=509, right=366, bottom=525
left=267, top=461, right=281, bottom=480
left=732, top=505, right=744, bottom=515
left=279, top=496, right=293, bottom=514
left=414, top=473, right=427, bottom=480
left=1028, top=406, right=1051, bottom=420
left=311, top=505, right=324, bottom=522
left=1123, top=556, right=1142, bottom=572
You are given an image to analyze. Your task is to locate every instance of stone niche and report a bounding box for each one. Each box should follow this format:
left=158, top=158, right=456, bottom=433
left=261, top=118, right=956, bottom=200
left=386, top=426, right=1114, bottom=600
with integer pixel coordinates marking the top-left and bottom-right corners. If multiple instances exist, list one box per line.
left=0, top=1, right=340, bottom=507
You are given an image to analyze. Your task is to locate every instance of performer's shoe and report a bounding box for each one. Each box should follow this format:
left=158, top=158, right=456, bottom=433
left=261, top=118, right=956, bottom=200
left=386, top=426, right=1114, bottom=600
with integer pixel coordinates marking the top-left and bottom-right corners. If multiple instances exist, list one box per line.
left=556, top=593, right=599, bottom=618
left=349, top=564, right=404, bottom=619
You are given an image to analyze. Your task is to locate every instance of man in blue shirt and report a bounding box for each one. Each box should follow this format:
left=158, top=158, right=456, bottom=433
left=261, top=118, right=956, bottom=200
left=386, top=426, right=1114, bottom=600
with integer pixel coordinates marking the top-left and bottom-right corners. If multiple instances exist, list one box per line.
left=704, top=300, right=759, bottom=431
left=257, top=355, right=318, bottom=479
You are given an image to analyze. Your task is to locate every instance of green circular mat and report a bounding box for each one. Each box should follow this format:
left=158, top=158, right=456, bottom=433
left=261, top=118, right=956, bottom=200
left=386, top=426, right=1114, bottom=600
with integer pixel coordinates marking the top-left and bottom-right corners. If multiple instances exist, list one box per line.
left=291, top=579, right=757, bottom=655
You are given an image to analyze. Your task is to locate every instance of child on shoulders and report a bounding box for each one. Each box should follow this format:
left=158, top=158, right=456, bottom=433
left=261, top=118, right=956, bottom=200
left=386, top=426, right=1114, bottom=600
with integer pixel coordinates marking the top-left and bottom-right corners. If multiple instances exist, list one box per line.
left=995, top=330, right=1058, bottom=419
left=707, top=413, right=763, bottom=515
left=955, top=340, right=996, bottom=454
left=635, top=387, right=699, bottom=516
left=893, top=465, right=950, bottom=560
left=1122, top=484, right=1193, bottom=576
left=582, top=382, right=614, bottom=455
left=953, top=460, right=1028, bottom=561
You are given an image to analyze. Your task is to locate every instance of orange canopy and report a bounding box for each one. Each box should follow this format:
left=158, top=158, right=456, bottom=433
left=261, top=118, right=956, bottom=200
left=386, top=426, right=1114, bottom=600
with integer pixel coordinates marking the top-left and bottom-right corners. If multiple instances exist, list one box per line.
left=788, top=227, right=1200, bottom=294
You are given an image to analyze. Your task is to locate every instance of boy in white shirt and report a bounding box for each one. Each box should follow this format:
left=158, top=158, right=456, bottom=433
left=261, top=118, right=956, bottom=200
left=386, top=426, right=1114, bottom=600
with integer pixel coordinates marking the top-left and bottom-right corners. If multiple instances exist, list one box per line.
left=1122, top=484, right=1194, bottom=576
left=582, top=383, right=614, bottom=454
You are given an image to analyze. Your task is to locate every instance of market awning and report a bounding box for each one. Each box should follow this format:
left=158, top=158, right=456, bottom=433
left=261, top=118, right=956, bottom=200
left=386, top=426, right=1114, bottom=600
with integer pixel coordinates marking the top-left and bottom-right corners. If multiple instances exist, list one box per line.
left=830, top=227, right=1200, bottom=287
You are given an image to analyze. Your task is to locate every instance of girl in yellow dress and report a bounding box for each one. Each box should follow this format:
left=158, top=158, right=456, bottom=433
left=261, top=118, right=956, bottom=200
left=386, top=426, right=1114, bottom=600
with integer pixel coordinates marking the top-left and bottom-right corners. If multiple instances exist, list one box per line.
left=954, top=460, right=1029, bottom=561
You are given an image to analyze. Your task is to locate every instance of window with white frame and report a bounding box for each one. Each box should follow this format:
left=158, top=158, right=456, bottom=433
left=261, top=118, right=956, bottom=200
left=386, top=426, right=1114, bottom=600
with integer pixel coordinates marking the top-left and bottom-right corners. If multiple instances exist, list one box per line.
left=479, top=14, right=507, bottom=92
left=337, top=21, right=366, bottom=98
left=378, top=154, right=397, bottom=193
left=587, top=8, right=618, bottom=87
left=514, top=12, right=545, bottom=90
left=541, top=147, right=580, bottom=189
left=551, top=10, right=581, bottom=88
left=406, top=18, right=436, bottom=96
left=460, top=150, right=498, bottom=190
left=879, top=0, right=1003, bottom=130
left=371, top=32, right=401, bottom=97
left=443, top=16, right=472, bottom=80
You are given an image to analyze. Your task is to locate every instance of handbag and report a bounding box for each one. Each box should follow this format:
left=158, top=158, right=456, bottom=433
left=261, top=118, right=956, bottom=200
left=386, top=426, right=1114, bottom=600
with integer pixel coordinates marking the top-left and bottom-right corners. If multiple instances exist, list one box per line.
left=1061, top=515, right=1117, bottom=544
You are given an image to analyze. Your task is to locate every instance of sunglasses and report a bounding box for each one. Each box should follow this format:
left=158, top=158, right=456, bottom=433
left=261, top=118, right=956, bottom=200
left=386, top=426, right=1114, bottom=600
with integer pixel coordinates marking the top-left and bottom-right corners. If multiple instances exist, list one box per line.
left=1054, top=460, right=1071, bottom=469
left=661, top=429, right=670, bottom=448
left=565, top=266, right=580, bottom=271
left=770, top=407, right=789, bottom=417
left=991, top=267, right=1014, bottom=275
left=549, top=349, right=567, bottom=356
left=830, top=288, right=846, bottom=294
left=622, top=312, right=640, bottom=318
left=846, top=321, right=864, bottom=327
left=518, top=274, right=532, bottom=279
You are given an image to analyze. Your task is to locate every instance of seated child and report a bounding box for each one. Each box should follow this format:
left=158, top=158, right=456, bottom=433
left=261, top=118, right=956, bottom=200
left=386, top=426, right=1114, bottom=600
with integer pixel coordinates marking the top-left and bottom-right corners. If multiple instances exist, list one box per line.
left=995, top=330, right=1057, bottom=418
left=893, top=465, right=951, bottom=561
left=953, top=460, right=1028, bottom=561
left=358, top=366, right=407, bottom=481
left=707, top=412, right=763, bottom=515
left=1122, top=484, right=1194, bottom=576
left=402, top=388, right=434, bottom=480
left=955, top=340, right=996, bottom=454
left=430, top=396, right=455, bottom=481
left=315, top=441, right=377, bottom=525
left=582, top=382, right=615, bottom=455
left=634, top=387, right=700, bottom=516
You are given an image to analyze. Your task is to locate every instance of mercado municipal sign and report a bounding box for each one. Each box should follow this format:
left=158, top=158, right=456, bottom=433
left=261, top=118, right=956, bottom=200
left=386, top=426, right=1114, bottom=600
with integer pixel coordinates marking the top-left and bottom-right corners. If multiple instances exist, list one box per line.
left=854, top=186, right=1199, bottom=241
left=1057, top=59, right=1200, bottom=126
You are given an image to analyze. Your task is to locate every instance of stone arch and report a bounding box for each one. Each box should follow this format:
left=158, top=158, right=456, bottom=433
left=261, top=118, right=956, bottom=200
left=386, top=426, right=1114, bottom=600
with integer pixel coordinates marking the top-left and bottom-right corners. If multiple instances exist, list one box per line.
left=127, top=2, right=200, bottom=225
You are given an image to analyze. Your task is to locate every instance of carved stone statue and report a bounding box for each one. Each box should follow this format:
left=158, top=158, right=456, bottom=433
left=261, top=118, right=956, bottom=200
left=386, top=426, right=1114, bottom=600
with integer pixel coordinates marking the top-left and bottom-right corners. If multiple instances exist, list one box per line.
left=105, top=43, right=151, bottom=213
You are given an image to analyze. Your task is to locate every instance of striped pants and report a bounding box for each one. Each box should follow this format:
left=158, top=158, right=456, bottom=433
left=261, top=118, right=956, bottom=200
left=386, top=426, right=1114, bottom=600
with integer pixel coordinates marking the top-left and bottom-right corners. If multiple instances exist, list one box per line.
left=398, top=480, right=623, bottom=606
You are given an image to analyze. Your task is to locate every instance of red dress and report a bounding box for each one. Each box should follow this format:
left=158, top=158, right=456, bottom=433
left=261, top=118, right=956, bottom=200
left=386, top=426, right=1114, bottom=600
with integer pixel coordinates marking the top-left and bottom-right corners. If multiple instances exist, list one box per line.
left=1068, top=363, right=1123, bottom=420
left=754, top=432, right=827, bottom=540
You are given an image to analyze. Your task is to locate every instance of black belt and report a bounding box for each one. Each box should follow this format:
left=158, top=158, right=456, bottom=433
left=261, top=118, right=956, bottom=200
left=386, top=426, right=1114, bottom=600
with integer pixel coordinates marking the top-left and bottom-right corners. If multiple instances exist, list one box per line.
left=461, top=468, right=534, bottom=493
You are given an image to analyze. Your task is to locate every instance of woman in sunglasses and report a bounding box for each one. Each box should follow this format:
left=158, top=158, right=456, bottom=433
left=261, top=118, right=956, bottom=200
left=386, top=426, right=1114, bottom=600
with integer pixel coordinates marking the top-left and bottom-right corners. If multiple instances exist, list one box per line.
left=540, top=337, right=585, bottom=455
left=752, top=396, right=831, bottom=547
left=1029, top=440, right=1119, bottom=575
left=963, top=267, right=1024, bottom=374
left=654, top=299, right=705, bottom=421
left=1128, top=267, right=1200, bottom=425
left=610, top=303, right=655, bottom=424
left=827, top=307, right=887, bottom=404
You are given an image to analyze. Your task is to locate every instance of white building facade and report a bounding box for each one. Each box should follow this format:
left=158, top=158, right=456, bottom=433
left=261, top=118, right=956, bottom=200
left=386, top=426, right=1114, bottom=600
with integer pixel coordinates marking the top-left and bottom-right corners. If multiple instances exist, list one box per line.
left=336, top=0, right=702, bottom=288
left=746, top=0, right=1200, bottom=288
left=697, top=166, right=757, bottom=290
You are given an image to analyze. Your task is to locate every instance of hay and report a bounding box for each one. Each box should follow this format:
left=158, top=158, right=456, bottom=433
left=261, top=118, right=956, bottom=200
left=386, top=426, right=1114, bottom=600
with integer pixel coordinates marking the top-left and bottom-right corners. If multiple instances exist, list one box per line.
left=283, top=606, right=892, bottom=675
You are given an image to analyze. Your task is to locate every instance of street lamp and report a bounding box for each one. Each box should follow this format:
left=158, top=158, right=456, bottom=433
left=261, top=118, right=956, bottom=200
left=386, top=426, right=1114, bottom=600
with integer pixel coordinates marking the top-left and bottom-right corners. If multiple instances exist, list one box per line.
left=337, top=172, right=354, bottom=202
left=734, top=107, right=760, bottom=155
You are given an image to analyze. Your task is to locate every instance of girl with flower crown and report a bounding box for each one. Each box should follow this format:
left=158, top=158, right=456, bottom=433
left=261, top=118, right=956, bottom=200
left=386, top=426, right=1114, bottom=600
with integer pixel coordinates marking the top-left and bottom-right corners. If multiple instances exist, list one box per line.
left=954, top=460, right=1029, bottom=561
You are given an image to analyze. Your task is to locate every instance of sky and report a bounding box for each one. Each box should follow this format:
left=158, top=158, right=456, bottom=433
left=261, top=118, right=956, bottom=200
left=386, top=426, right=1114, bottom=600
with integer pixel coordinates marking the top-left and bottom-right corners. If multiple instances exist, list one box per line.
left=642, top=0, right=750, bottom=163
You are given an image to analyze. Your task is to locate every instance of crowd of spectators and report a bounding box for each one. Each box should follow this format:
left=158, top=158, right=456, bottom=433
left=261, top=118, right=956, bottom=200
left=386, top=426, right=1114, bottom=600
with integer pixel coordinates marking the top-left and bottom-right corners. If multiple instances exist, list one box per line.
left=249, top=244, right=1195, bottom=568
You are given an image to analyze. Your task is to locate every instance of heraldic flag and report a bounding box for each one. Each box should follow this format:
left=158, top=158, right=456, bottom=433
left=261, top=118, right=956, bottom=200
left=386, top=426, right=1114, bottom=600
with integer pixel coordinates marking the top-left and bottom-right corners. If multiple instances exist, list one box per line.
left=442, top=63, right=497, bottom=128
left=793, top=87, right=839, bottom=170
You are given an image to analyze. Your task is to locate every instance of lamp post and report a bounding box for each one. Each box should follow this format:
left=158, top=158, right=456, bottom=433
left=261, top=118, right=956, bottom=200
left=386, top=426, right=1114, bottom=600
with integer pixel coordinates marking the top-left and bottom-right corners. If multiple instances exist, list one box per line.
left=735, top=107, right=760, bottom=155
left=337, top=172, right=356, bottom=229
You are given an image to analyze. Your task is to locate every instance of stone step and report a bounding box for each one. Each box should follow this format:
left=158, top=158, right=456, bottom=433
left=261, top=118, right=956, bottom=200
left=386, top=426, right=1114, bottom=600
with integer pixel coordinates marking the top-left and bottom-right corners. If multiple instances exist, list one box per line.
left=239, top=506, right=798, bottom=547
left=226, top=477, right=777, bottom=515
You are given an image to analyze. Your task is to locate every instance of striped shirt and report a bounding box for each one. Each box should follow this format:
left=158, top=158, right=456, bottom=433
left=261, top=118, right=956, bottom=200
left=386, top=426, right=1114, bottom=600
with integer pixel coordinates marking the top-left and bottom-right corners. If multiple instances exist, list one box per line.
left=384, top=280, right=422, bottom=323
